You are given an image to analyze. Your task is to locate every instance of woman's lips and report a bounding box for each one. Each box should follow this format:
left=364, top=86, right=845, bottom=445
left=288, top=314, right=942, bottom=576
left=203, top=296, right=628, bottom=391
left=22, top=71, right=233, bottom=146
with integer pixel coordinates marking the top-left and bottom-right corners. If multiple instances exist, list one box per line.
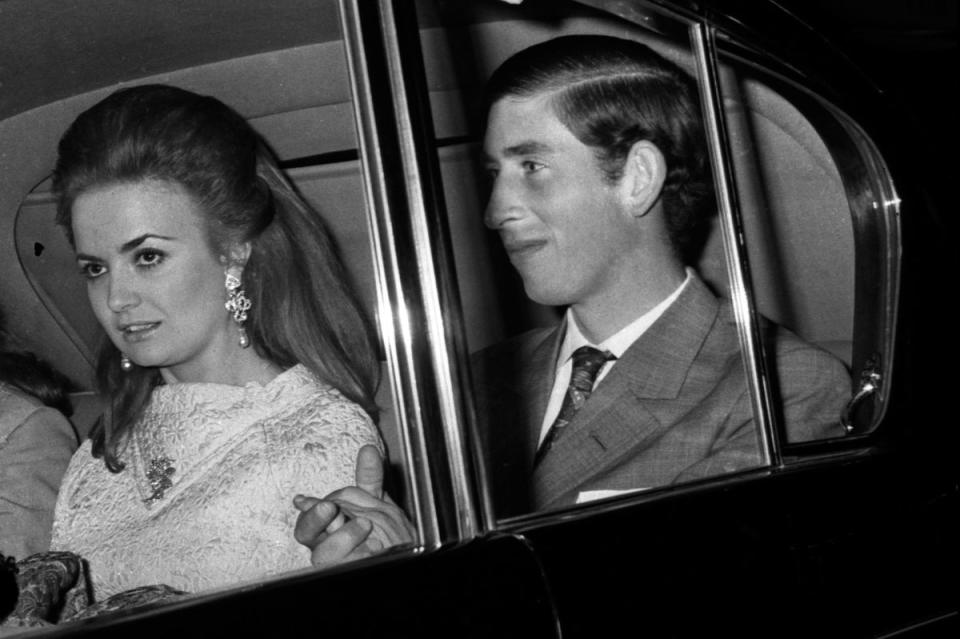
left=119, top=321, right=160, bottom=343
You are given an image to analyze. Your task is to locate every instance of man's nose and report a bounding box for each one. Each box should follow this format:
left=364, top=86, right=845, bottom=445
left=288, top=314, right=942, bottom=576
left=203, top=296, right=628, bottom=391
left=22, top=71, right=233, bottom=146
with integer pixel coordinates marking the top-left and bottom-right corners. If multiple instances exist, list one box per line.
left=483, top=175, right=524, bottom=230
left=107, top=271, right=141, bottom=312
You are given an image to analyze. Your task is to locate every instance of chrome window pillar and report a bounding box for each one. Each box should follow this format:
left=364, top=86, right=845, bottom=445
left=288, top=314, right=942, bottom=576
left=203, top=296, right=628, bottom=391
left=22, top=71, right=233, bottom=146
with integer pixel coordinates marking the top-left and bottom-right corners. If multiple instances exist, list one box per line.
left=338, top=0, right=490, bottom=548
left=690, top=23, right=781, bottom=467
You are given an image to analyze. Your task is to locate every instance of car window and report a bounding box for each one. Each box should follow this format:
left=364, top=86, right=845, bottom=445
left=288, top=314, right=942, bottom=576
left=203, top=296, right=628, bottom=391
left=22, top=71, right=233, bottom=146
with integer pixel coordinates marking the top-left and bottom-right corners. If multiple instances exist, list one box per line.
left=416, top=0, right=796, bottom=522
left=416, top=0, right=897, bottom=524
left=8, top=1, right=424, bottom=610
left=714, top=41, right=898, bottom=444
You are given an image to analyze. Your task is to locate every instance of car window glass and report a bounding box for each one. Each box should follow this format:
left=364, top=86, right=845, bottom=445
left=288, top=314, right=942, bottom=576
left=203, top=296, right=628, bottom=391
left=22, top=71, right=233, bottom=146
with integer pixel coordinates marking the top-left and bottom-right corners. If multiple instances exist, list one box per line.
left=715, top=46, right=898, bottom=443
left=419, top=0, right=773, bottom=522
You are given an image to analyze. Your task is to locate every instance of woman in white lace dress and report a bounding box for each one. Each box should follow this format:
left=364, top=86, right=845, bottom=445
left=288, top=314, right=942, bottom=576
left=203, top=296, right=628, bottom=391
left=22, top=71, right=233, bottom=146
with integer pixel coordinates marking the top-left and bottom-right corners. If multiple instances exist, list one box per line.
left=47, top=85, right=383, bottom=600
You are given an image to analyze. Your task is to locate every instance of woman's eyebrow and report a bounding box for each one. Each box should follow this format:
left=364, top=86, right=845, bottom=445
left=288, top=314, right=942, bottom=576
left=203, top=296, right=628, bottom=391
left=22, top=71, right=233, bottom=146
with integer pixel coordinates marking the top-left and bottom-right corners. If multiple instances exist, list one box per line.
left=75, top=234, right=176, bottom=262
left=119, top=234, right=175, bottom=253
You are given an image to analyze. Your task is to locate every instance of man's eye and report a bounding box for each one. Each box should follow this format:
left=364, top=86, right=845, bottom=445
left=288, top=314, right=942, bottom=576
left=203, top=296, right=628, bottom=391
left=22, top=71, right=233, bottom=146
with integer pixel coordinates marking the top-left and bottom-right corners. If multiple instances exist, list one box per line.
left=79, top=263, right=105, bottom=279
left=522, top=160, right=544, bottom=173
left=136, top=249, right=165, bottom=268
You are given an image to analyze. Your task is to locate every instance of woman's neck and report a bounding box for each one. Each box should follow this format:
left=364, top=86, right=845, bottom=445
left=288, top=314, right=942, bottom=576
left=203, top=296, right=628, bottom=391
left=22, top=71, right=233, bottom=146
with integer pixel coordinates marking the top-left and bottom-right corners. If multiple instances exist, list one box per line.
left=159, top=349, right=284, bottom=386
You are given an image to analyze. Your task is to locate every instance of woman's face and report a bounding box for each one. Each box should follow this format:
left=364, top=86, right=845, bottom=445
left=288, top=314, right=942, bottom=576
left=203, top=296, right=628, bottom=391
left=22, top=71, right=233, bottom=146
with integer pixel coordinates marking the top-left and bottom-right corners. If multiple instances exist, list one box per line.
left=72, top=180, right=239, bottom=384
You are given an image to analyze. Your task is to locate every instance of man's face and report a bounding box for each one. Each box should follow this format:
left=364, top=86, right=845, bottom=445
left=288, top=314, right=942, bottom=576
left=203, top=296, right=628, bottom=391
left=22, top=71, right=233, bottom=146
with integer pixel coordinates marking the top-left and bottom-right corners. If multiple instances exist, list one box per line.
left=483, top=94, right=638, bottom=309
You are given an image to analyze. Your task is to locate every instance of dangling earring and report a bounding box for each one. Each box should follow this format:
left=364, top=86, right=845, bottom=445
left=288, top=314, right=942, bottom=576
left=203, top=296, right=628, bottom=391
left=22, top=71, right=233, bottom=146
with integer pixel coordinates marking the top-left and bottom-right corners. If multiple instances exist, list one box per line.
left=224, top=272, right=252, bottom=348
left=120, top=354, right=133, bottom=371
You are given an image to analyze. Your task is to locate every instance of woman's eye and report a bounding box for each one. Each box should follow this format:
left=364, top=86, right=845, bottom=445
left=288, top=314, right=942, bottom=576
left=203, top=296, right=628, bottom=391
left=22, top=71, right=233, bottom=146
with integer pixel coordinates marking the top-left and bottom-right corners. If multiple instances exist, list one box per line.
left=79, top=263, right=105, bottom=279
left=136, top=249, right=165, bottom=268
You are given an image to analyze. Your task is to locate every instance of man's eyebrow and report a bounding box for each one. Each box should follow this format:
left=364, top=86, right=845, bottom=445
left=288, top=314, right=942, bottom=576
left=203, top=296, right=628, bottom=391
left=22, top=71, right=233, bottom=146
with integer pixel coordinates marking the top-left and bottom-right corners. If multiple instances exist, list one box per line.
left=485, top=141, right=554, bottom=162
left=502, top=141, right=553, bottom=157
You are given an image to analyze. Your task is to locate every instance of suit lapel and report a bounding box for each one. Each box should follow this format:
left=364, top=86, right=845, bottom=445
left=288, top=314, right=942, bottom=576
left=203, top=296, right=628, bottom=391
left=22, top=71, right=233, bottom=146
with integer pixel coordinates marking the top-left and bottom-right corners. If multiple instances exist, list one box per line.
left=520, top=322, right=564, bottom=465
left=474, top=324, right=560, bottom=517
left=532, top=276, right=721, bottom=509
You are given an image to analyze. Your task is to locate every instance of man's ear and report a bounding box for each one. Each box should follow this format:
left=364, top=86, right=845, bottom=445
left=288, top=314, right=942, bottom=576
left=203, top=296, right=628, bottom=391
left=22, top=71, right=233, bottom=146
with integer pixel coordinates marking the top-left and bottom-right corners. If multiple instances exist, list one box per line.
left=620, top=140, right=666, bottom=218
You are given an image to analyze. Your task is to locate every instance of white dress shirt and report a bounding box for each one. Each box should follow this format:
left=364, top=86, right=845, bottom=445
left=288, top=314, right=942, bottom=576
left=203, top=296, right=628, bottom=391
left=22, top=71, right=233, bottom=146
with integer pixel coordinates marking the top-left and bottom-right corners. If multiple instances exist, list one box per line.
left=538, top=268, right=693, bottom=445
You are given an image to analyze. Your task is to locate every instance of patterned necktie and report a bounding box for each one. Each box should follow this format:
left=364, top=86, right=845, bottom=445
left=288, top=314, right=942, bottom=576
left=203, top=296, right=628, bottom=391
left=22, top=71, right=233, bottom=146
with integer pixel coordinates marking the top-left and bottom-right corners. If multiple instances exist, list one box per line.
left=534, top=345, right=615, bottom=468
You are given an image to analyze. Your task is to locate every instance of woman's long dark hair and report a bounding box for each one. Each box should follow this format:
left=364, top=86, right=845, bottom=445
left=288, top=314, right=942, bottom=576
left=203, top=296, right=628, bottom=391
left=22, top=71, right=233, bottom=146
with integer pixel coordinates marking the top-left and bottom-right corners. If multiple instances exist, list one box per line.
left=52, top=85, right=379, bottom=472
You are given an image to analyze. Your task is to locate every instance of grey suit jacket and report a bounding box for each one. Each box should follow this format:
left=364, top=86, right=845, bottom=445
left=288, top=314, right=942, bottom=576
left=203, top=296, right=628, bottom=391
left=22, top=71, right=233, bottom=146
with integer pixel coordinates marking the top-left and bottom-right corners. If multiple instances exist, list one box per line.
left=473, top=275, right=850, bottom=517
left=1, top=383, right=78, bottom=559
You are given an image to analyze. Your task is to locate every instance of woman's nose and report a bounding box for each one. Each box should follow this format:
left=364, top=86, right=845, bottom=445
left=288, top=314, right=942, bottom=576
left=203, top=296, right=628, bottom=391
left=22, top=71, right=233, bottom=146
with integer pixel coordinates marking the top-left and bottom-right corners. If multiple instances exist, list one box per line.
left=106, top=271, right=141, bottom=312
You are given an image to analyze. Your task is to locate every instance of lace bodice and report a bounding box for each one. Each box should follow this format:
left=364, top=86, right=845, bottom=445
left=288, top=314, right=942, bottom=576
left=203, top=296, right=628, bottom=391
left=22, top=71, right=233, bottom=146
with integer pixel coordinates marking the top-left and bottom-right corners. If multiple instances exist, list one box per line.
left=50, top=365, right=380, bottom=599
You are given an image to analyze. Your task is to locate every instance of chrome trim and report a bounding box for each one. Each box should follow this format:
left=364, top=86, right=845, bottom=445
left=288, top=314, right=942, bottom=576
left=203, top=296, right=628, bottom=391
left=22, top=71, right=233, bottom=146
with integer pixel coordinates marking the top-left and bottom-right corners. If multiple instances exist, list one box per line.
left=831, top=111, right=901, bottom=431
left=376, top=0, right=485, bottom=540
left=707, top=41, right=902, bottom=437
left=338, top=0, right=437, bottom=547
left=842, top=352, right=881, bottom=432
left=690, top=23, right=781, bottom=467
left=338, top=0, right=484, bottom=545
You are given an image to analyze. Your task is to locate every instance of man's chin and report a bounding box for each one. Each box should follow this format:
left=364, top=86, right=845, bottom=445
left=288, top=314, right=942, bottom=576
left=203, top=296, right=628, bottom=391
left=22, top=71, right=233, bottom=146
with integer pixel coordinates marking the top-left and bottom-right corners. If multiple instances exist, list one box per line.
left=523, top=283, right=572, bottom=308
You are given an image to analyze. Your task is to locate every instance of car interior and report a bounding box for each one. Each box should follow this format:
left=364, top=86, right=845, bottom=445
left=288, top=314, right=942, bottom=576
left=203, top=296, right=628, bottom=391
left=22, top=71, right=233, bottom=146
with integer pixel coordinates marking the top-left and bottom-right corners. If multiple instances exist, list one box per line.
left=2, top=0, right=855, bottom=522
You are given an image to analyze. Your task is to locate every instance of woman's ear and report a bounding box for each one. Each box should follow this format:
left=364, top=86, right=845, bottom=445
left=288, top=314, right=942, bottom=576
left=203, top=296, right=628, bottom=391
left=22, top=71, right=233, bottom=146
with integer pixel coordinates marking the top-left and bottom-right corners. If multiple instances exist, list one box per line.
left=221, top=241, right=252, bottom=275
left=620, top=140, right=666, bottom=218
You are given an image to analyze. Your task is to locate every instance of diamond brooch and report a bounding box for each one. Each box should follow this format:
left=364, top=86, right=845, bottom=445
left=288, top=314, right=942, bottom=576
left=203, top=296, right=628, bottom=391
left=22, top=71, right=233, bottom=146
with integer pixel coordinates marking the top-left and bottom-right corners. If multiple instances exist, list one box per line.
left=144, top=456, right=176, bottom=503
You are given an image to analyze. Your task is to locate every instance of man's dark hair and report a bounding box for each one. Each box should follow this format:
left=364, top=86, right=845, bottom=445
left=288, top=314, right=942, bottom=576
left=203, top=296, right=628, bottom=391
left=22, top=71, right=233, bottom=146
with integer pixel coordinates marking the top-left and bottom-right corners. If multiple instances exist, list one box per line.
left=485, top=35, right=714, bottom=262
left=0, top=306, right=73, bottom=416
left=0, top=351, right=74, bottom=417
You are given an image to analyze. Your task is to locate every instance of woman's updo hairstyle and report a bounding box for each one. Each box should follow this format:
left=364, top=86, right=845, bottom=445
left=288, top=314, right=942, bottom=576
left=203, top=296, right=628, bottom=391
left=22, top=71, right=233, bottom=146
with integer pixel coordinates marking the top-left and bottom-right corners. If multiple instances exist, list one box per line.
left=55, top=85, right=271, bottom=252
left=53, top=85, right=379, bottom=471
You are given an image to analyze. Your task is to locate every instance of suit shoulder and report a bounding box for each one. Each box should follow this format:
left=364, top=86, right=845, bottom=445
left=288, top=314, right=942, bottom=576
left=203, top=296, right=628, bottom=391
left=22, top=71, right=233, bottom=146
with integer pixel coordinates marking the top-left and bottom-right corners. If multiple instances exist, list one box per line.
left=764, top=323, right=850, bottom=383
left=470, top=327, right=554, bottom=375
left=1, top=384, right=73, bottom=444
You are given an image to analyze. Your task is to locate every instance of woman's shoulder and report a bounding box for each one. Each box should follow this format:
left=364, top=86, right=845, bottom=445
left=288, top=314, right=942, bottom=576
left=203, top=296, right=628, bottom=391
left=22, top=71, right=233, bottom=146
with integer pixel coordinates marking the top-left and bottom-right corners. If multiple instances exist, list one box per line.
left=254, top=366, right=379, bottom=456
left=275, top=368, right=377, bottom=436
left=253, top=368, right=382, bottom=493
left=269, top=364, right=360, bottom=408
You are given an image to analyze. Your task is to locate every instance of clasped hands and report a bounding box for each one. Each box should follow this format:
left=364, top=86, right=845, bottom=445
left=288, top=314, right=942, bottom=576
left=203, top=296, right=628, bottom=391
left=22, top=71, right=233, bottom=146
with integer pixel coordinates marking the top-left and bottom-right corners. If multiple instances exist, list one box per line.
left=293, top=445, right=415, bottom=566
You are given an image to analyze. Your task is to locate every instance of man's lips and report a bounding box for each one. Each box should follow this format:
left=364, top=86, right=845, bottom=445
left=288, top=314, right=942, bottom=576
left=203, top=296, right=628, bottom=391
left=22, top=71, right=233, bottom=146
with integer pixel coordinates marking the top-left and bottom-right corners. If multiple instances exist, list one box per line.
left=501, top=237, right=548, bottom=256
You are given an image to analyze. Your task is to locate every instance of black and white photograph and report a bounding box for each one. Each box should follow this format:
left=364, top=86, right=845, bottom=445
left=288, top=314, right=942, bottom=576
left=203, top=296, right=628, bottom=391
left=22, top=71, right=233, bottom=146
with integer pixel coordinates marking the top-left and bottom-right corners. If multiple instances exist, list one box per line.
left=1, top=0, right=956, bottom=636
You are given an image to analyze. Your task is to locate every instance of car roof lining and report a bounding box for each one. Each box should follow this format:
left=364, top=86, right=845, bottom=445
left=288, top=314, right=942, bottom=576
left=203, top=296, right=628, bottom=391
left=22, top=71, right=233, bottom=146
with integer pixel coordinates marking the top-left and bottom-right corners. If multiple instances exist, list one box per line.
left=2, top=7, right=853, bottom=396
left=0, top=0, right=343, bottom=122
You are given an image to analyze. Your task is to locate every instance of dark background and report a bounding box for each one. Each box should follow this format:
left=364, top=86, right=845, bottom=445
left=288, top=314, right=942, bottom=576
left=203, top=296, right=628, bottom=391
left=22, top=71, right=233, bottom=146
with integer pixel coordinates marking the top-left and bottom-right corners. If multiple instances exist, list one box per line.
left=777, top=1, right=957, bottom=480
left=776, top=0, right=957, bottom=226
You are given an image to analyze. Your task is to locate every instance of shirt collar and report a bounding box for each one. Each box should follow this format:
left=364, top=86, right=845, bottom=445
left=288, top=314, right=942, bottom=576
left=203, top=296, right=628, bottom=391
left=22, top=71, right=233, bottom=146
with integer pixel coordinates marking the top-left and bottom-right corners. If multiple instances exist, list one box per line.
left=558, top=267, right=693, bottom=365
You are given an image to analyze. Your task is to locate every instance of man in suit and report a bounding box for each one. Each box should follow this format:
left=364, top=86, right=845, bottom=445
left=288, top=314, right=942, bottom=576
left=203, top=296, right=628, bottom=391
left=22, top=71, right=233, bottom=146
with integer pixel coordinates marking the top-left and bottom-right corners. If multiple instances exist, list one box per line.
left=473, top=35, right=848, bottom=516
left=294, top=35, right=850, bottom=559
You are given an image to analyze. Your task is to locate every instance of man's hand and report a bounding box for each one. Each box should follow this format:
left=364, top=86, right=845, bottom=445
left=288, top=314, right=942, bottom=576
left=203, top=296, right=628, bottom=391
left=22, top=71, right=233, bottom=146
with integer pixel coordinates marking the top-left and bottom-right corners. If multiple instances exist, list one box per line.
left=293, top=445, right=415, bottom=567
